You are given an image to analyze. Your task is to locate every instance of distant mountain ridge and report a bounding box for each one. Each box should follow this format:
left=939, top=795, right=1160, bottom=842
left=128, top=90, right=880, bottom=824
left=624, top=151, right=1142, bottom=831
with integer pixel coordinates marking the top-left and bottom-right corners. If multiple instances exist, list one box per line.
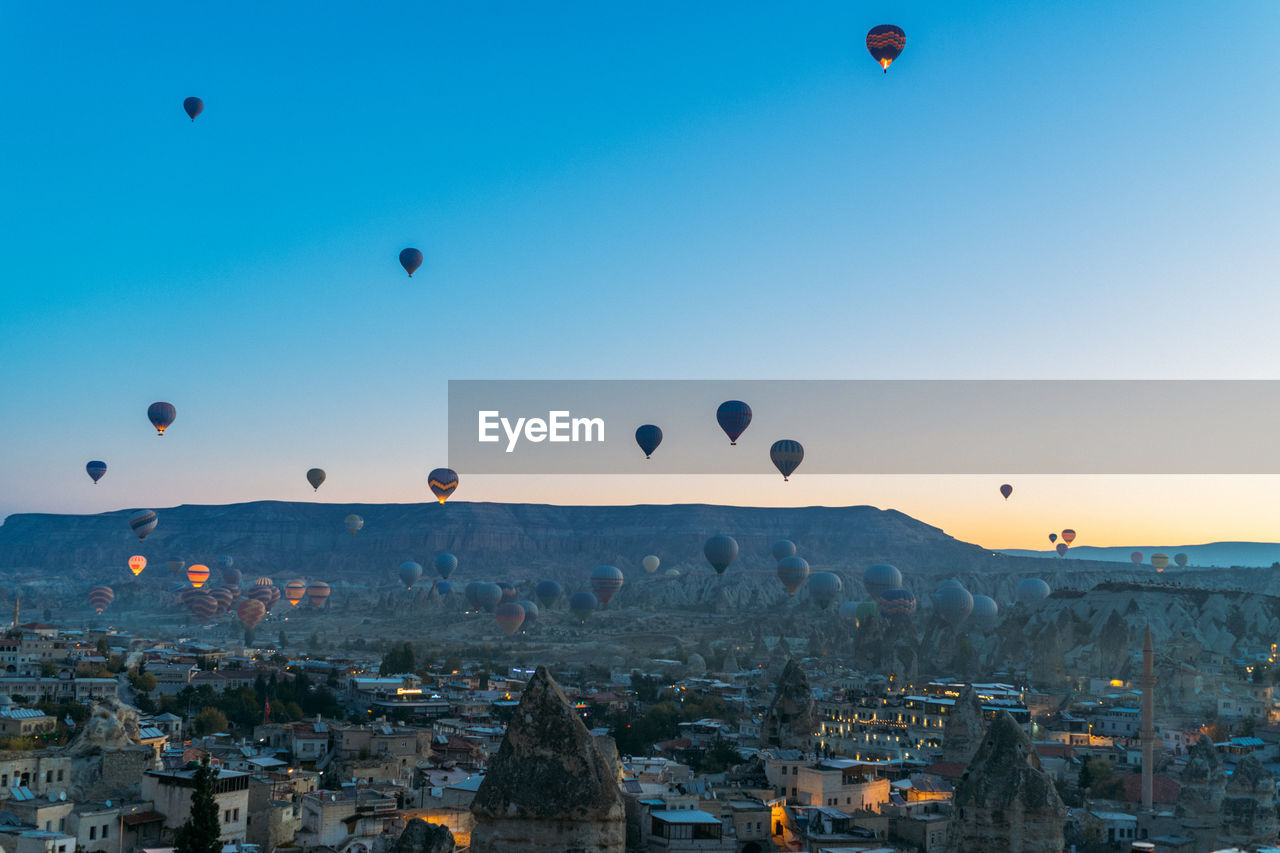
left=1002, top=542, right=1280, bottom=568
left=1, top=500, right=1111, bottom=584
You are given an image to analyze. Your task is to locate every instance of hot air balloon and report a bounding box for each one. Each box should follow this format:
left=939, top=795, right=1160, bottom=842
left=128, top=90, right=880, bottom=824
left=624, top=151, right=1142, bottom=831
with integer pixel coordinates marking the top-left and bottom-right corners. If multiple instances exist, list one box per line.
left=808, top=572, right=843, bottom=610
left=209, top=587, right=234, bottom=613
left=147, top=402, right=176, bottom=435
left=635, top=425, right=663, bottom=459
left=516, top=599, right=539, bottom=628
left=306, top=468, right=326, bottom=491
left=345, top=514, right=364, bottom=536
left=285, top=580, right=307, bottom=606
left=86, top=461, right=107, bottom=484
left=435, top=581, right=453, bottom=596
left=237, top=599, right=266, bottom=643
left=1048, top=533, right=1057, bottom=544
left=167, top=558, right=185, bottom=577
left=971, top=594, right=999, bottom=629
left=1130, top=551, right=1144, bottom=565
left=433, top=553, right=457, bottom=579
left=217, top=555, right=233, bottom=571
left=497, top=582, right=518, bottom=603
left=866, top=25, right=906, bottom=72
left=88, top=586, right=114, bottom=614
left=183, top=97, right=203, bottom=121
left=770, top=440, right=804, bottom=481
left=999, top=483, right=1013, bottom=500
left=642, top=555, right=660, bottom=574
left=475, top=583, right=503, bottom=613
left=875, top=588, right=916, bottom=618
left=1175, top=553, right=1188, bottom=568
left=569, top=590, right=599, bottom=623
left=247, top=586, right=273, bottom=609
left=855, top=600, right=878, bottom=625
left=399, top=561, right=424, bottom=590
left=716, top=401, right=752, bottom=445
left=129, top=510, right=158, bottom=541
left=771, top=540, right=797, bottom=561
left=428, top=468, right=458, bottom=503
left=1061, top=529, right=1076, bottom=544
left=777, top=556, right=810, bottom=596
left=704, top=535, right=739, bottom=575
left=399, top=248, right=423, bottom=277
left=1056, top=543, right=1069, bottom=556
left=187, top=590, right=218, bottom=623
left=306, top=581, right=331, bottom=608
left=1150, top=553, right=1170, bottom=572
left=590, top=566, right=624, bottom=606
left=187, top=564, right=210, bottom=588
left=128, top=555, right=146, bottom=576
left=464, top=582, right=482, bottom=612
left=1016, top=578, right=1051, bottom=604
left=536, top=580, right=563, bottom=608
left=222, top=566, right=242, bottom=587
left=864, top=564, right=903, bottom=599
left=494, top=602, right=526, bottom=636
left=934, top=582, right=974, bottom=627
left=254, top=577, right=274, bottom=588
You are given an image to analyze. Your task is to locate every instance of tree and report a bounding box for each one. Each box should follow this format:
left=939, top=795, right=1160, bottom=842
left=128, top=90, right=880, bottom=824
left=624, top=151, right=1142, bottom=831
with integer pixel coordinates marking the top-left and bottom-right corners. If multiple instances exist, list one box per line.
left=192, top=707, right=229, bottom=736
left=129, top=670, right=158, bottom=694
left=39, top=661, right=58, bottom=678
left=379, top=642, right=415, bottom=676
left=173, top=760, right=222, bottom=853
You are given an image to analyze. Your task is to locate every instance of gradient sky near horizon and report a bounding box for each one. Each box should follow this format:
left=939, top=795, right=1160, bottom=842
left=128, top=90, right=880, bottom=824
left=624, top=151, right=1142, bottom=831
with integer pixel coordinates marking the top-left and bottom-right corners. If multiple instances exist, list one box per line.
left=2, top=2, right=1278, bottom=549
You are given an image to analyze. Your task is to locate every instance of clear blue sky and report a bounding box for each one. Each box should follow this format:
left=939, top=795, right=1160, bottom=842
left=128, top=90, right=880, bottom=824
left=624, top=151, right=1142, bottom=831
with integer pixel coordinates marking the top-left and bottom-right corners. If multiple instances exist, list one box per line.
left=2, top=2, right=1278, bottom=544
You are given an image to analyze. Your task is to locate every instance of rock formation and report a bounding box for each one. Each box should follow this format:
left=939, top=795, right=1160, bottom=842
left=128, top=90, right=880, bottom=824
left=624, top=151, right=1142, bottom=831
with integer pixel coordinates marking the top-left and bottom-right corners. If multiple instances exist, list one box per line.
left=390, top=818, right=455, bottom=853
left=947, top=711, right=1066, bottom=853
left=1220, top=752, right=1277, bottom=848
left=470, top=666, right=624, bottom=852
left=64, top=699, right=155, bottom=802
left=941, top=684, right=987, bottom=764
left=65, top=698, right=143, bottom=754
left=760, top=659, right=818, bottom=750
left=1175, top=734, right=1227, bottom=849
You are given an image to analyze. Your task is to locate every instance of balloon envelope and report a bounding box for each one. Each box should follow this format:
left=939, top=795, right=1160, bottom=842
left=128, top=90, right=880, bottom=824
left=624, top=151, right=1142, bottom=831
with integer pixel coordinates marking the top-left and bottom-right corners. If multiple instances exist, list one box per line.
left=770, top=440, right=804, bottom=480
left=516, top=599, right=539, bottom=628
left=808, top=572, right=842, bottom=610
left=971, top=595, right=999, bottom=629
left=1131, top=551, right=1144, bottom=564
left=183, top=97, right=203, bottom=120
left=934, top=583, right=974, bottom=627
left=1175, top=553, right=1188, bottom=567
left=776, top=556, right=810, bottom=595
left=716, top=401, right=752, bottom=445
left=535, top=579, right=563, bottom=608
left=875, top=588, right=917, bottom=618
left=1061, top=529, right=1076, bottom=544
left=88, top=586, right=114, bottom=614
left=1016, top=578, right=1052, bottom=604
left=399, top=561, right=424, bottom=590
left=306, top=468, right=326, bottom=491
left=866, top=24, right=906, bottom=71
left=237, top=599, right=266, bottom=629
left=494, top=602, right=526, bottom=635
left=435, top=581, right=453, bottom=596
left=285, top=580, right=307, bottom=605
left=130, top=510, right=158, bottom=541
left=186, top=564, right=210, bottom=588
left=569, top=590, right=599, bottom=622
left=217, top=555, right=234, bottom=571
left=589, top=566, right=624, bottom=605
left=1056, top=543, right=1069, bottom=556
left=86, top=461, right=107, bottom=483
left=428, top=468, right=459, bottom=503
left=167, top=558, right=186, bottom=576
left=863, top=563, right=903, bottom=599
left=433, top=553, right=457, bottom=579
left=147, top=402, right=176, bottom=435
left=999, top=483, right=1013, bottom=499
left=399, top=248, right=423, bottom=276
left=704, top=535, right=739, bottom=575
left=635, top=425, right=663, bottom=459
left=345, top=514, right=364, bottom=535
left=771, top=539, right=797, bottom=561
left=128, top=555, right=146, bottom=576
left=642, top=555, right=660, bottom=574
left=306, top=581, right=330, bottom=607
left=475, top=582, right=503, bottom=612
left=1151, top=553, right=1170, bottom=571
left=222, top=567, right=242, bottom=587
left=1048, top=533, right=1057, bottom=543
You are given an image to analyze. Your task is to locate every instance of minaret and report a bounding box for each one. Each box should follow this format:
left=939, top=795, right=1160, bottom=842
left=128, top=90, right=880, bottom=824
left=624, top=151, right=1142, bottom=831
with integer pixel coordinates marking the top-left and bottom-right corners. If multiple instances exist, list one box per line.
left=1141, top=624, right=1156, bottom=811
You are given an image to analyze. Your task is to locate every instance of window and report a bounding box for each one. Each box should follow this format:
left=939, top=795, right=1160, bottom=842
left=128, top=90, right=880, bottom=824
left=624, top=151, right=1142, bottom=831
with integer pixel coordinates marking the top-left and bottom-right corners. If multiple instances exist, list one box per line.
left=102, top=825, right=109, bottom=839
left=57, top=770, right=63, bottom=781
left=233, top=809, right=239, bottom=821
left=224, top=810, right=231, bottom=824
left=47, top=770, right=53, bottom=783
left=90, top=827, right=96, bottom=840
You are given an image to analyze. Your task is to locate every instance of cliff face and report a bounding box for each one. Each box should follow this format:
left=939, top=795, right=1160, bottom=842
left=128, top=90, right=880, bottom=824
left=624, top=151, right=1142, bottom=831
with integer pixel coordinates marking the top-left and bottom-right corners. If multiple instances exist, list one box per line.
left=1176, top=733, right=1227, bottom=849
left=947, top=711, right=1066, bottom=853
left=470, top=666, right=624, bottom=853
left=760, top=659, right=818, bottom=750
left=1222, top=753, right=1279, bottom=849
left=941, top=684, right=986, bottom=764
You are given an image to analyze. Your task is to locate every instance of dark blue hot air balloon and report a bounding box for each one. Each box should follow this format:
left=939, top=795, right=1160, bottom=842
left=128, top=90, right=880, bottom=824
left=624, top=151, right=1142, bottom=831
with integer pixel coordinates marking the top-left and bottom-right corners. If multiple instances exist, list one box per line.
left=876, top=588, right=917, bottom=619
left=183, top=97, right=203, bottom=121
left=716, top=401, right=752, bottom=445
left=776, top=556, right=810, bottom=596
left=148, top=402, right=176, bottom=435
left=807, top=571, right=842, bottom=610
left=770, top=439, right=804, bottom=481
left=703, top=535, right=739, bottom=575
left=475, top=582, right=503, bottom=612
left=635, top=425, right=663, bottom=459
left=435, top=580, right=453, bottom=596
left=535, top=579, right=563, bottom=609
left=86, top=461, right=107, bottom=484
left=398, top=561, right=424, bottom=590
left=866, top=25, right=906, bottom=73
left=863, top=564, right=902, bottom=599
left=771, top=539, right=797, bottom=561
left=399, top=248, right=423, bottom=277
left=433, top=553, right=457, bottom=579
left=569, top=590, right=599, bottom=622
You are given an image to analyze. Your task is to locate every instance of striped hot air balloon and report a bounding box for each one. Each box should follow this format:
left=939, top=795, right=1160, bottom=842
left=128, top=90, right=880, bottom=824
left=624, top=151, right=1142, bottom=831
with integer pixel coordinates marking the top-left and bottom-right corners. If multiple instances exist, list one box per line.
left=128, top=555, right=147, bottom=576
left=237, top=599, right=266, bottom=630
left=428, top=468, right=459, bottom=503
left=187, top=564, right=210, bottom=588
left=187, top=590, right=219, bottom=623
left=209, top=587, right=235, bottom=613
left=875, top=588, right=917, bottom=618
left=129, top=510, right=158, bottom=541
left=285, top=580, right=307, bottom=606
left=494, top=602, right=526, bottom=636
left=716, top=401, right=752, bottom=445
left=589, top=566, right=624, bottom=606
left=254, top=577, right=274, bottom=588
left=86, top=461, right=107, bottom=484
left=306, top=581, right=331, bottom=608
left=88, top=586, right=115, bottom=614
left=147, top=402, right=176, bottom=435
left=777, top=556, right=810, bottom=596
left=866, top=25, right=906, bottom=72
left=770, top=440, right=804, bottom=481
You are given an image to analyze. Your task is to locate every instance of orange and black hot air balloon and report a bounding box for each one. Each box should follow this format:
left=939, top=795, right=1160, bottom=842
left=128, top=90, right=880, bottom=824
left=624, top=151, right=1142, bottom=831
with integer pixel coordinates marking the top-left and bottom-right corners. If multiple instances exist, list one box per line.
left=866, top=25, right=906, bottom=73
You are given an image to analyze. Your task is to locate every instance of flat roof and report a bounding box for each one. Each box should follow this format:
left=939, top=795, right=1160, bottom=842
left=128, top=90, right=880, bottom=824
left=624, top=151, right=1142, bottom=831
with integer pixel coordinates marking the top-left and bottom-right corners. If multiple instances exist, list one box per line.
left=651, top=809, right=721, bottom=825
